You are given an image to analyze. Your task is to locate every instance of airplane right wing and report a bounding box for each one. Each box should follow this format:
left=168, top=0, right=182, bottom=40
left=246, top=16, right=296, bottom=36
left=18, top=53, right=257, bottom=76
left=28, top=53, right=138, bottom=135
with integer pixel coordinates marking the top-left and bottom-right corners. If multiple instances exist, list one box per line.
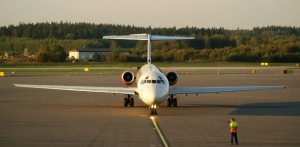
left=13, top=84, right=137, bottom=95
left=169, top=86, right=286, bottom=95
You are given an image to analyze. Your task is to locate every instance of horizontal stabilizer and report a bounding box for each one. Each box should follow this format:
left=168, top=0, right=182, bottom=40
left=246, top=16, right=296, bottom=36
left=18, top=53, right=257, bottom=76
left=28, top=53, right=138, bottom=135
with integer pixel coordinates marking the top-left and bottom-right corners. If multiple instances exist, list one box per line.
left=103, top=34, right=194, bottom=41
left=104, top=34, right=148, bottom=40
left=151, top=35, right=194, bottom=40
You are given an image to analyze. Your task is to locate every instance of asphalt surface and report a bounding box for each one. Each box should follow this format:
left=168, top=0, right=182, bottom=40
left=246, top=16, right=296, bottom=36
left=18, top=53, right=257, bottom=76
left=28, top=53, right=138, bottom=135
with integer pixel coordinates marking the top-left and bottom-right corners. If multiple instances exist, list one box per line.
left=0, top=70, right=299, bottom=147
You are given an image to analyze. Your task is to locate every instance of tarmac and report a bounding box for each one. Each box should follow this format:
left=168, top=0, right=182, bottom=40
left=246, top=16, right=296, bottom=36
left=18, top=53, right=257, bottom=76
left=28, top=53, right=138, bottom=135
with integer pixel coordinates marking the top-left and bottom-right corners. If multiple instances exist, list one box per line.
left=0, top=68, right=299, bottom=147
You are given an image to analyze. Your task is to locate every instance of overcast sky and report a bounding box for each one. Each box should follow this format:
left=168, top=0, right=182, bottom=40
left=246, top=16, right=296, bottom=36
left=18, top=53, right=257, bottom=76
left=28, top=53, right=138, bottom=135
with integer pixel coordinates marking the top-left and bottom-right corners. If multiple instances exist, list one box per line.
left=0, top=0, right=299, bottom=29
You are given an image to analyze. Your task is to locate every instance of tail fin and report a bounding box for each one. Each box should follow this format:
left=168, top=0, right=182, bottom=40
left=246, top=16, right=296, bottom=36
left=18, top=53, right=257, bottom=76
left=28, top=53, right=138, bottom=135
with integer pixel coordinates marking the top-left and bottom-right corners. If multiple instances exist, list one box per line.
left=103, top=34, right=194, bottom=64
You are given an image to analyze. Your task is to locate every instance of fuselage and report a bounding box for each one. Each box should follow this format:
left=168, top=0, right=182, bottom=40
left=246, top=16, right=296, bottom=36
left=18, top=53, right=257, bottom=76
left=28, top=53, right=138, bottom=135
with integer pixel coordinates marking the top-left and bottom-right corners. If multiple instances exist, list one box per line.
left=136, top=64, right=169, bottom=106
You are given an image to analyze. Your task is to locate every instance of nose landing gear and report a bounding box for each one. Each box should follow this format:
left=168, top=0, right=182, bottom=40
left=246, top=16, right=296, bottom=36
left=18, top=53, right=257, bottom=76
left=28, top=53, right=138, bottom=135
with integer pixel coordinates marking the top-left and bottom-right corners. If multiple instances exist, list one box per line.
left=150, top=104, right=158, bottom=115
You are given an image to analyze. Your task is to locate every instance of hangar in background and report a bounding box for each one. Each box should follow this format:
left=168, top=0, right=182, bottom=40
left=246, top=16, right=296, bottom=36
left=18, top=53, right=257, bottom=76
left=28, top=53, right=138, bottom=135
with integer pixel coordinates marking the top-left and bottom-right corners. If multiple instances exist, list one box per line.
left=69, top=48, right=129, bottom=60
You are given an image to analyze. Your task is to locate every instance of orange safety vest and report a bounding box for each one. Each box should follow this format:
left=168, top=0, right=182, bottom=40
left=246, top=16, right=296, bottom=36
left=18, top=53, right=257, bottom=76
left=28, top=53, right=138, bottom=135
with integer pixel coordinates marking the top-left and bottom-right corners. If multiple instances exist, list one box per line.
left=230, top=121, right=238, bottom=132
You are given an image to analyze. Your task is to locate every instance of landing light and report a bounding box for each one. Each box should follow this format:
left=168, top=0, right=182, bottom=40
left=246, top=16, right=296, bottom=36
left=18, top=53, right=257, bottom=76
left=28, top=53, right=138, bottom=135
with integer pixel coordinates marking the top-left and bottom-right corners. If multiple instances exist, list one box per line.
left=151, top=105, right=157, bottom=109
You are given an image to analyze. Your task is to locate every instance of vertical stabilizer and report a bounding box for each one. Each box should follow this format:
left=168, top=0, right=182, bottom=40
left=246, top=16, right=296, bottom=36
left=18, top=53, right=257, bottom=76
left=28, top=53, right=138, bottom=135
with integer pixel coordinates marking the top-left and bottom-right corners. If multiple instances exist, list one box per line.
left=147, top=34, right=151, bottom=64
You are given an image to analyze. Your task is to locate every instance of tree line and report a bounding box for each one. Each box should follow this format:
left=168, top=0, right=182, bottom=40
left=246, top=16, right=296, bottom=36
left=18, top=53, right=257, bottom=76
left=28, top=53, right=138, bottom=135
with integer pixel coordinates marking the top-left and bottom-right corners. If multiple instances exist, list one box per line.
left=0, top=22, right=299, bottom=62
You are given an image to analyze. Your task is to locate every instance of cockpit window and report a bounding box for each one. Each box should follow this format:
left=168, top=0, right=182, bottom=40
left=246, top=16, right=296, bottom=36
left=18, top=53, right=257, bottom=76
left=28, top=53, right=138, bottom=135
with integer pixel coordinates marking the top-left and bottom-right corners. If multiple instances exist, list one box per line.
left=141, top=78, right=165, bottom=85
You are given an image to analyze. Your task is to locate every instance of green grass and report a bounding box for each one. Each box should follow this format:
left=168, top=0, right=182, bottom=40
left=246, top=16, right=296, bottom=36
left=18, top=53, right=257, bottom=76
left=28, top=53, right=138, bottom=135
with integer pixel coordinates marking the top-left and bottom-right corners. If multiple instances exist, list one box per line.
left=0, top=62, right=298, bottom=72
left=1, top=62, right=298, bottom=67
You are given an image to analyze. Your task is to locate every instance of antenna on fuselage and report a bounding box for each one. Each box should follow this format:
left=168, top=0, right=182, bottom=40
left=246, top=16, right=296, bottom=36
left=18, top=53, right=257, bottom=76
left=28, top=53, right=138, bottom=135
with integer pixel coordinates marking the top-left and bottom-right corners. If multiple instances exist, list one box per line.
left=103, top=34, right=194, bottom=64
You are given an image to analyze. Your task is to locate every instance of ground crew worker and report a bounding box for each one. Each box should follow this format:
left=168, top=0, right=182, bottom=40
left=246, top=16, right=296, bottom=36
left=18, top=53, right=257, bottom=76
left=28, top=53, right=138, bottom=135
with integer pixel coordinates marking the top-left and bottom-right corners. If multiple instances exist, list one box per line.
left=230, top=118, right=238, bottom=145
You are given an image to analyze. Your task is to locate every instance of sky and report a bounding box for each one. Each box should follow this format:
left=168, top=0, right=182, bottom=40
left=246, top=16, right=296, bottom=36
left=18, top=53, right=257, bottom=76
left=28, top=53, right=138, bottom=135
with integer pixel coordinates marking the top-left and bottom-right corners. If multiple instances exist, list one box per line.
left=0, top=0, right=299, bottom=29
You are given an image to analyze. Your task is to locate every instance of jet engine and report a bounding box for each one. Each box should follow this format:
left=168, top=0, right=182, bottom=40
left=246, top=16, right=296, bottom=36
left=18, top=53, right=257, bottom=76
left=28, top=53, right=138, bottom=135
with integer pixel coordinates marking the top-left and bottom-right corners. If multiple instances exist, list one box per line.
left=166, top=71, right=178, bottom=86
left=121, top=71, right=135, bottom=86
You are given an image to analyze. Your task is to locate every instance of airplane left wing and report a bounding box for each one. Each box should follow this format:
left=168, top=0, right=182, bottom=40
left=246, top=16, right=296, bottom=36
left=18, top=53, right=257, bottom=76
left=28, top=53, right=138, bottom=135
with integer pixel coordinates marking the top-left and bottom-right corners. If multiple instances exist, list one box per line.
left=13, top=84, right=136, bottom=95
left=169, top=86, right=286, bottom=95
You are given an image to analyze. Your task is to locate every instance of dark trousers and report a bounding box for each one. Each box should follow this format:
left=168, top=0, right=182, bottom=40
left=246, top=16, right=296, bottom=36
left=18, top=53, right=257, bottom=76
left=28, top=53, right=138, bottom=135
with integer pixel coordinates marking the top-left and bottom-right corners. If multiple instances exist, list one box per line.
left=231, top=132, right=238, bottom=144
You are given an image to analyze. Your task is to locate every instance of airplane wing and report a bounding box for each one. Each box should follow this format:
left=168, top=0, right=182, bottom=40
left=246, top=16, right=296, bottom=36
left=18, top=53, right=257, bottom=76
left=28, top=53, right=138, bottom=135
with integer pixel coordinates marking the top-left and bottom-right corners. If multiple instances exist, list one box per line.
left=13, top=84, right=136, bottom=95
left=169, top=86, right=286, bottom=95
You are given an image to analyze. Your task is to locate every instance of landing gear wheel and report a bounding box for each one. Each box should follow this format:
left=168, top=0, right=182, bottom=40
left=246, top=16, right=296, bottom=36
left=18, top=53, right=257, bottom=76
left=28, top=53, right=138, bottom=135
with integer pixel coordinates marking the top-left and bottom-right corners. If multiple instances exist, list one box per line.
left=167, top=95, right=178, bottom=107
left=150, top=105, right=158, bottom=115
left=150, top=108, right=157, bottom=115
left=129, top=98, right=134, bottom=107
left=124, top=98, right=129, bottom=107
left=173, top=98, right=177, bottom=107
left=124, top=95, right=134, bottom=107
left=167, top=98, right=171, bottom=107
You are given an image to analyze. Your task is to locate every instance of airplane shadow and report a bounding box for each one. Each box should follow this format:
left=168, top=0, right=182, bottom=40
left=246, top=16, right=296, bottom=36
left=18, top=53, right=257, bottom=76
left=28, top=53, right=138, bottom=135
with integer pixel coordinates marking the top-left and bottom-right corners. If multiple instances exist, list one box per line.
left=188, top=102, right=300, bottom=116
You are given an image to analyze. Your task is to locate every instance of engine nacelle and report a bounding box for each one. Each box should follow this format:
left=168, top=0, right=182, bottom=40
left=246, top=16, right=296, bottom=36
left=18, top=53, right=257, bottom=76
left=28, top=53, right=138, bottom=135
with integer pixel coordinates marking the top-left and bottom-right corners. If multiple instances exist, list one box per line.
left=166, top=71, right=178, bottom=86
left=121, top=71, right=135, bottom=86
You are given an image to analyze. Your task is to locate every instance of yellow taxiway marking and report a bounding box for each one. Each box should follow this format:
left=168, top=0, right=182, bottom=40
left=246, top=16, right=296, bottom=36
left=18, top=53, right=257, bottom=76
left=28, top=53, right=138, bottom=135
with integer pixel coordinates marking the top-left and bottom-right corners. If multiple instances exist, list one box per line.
left=150, top=116, right=169, bottom=147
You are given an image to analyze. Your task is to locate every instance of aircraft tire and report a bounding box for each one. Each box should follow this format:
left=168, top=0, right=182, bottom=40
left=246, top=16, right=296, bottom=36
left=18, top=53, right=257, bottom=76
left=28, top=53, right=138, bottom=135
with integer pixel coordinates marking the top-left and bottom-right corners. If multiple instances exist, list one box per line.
left=174, top=98, right=177, bottom=107
left=130, top=98, right=134, bottom=107
left=124, top=98, right=128, bottom=107
left=167, top=99, right=171, bottom=107
left=150, top=108, right=157, bottom=115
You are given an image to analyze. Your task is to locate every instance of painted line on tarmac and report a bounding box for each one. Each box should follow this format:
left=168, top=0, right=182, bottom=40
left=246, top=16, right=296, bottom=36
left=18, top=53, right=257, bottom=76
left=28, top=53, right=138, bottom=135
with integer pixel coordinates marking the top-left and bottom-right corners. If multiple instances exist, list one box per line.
left=150, top=116, right=169, bottom=147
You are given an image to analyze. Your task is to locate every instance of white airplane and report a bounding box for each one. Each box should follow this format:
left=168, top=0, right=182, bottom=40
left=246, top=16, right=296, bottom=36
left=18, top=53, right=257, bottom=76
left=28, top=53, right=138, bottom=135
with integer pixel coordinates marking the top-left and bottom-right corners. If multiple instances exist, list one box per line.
left=14, top=34, right=286, bottom=115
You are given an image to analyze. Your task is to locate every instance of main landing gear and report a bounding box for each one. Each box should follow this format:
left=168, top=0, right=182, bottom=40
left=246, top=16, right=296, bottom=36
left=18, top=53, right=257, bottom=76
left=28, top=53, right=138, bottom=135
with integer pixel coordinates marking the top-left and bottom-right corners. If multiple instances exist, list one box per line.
left=167, top=94, right=177, bottom=107
left=124, top=94, right=134, bottom=107
left=150, top=104, right=157, bottom=115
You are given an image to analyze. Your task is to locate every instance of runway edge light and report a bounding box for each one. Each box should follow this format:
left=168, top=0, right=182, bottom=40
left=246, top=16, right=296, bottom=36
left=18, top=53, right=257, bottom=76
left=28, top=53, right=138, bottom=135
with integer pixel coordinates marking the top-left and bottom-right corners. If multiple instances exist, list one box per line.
left=260, top=62, right=269, bottom=66
left=0, top=72, right=5, bottom=77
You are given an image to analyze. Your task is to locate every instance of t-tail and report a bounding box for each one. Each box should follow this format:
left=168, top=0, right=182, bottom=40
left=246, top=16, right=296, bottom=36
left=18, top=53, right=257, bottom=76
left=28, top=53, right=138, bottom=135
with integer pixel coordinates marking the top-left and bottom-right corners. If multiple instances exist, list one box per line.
left=103, top=34, right=194, bottom=64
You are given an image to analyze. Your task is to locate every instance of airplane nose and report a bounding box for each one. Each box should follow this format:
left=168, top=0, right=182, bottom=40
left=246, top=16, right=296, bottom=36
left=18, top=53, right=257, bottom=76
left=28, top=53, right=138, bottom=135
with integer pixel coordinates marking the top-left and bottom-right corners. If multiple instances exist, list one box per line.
left=141, top=91, right=155, bottom=105
left=154, top=87, right=168, bottom=104
left=148, top=86, right=167, bottom=103
left=140, top=86, right=168, bottom=105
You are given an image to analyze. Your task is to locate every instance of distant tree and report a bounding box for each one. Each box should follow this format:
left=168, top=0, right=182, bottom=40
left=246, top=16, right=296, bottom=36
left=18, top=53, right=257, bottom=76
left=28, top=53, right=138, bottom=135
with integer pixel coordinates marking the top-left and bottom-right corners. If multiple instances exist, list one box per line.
left=35, top=43, right=51, bottom=62
left=106, top=48, right=120, bottom=62
left=50, top=45, right=67, bottom=62
left=35, top=44, right=66, bottom=62
left=93, top=53, right=104, bottom=62
left=109, top=40, right=118, bottom=49
left=1, top=22, right=300, bottom=62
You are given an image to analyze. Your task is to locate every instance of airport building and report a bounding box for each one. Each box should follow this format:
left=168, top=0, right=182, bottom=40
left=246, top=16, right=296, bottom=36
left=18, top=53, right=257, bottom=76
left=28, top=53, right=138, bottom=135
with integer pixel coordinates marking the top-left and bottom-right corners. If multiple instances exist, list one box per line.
left=69, top=48, right=129, bottom=60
